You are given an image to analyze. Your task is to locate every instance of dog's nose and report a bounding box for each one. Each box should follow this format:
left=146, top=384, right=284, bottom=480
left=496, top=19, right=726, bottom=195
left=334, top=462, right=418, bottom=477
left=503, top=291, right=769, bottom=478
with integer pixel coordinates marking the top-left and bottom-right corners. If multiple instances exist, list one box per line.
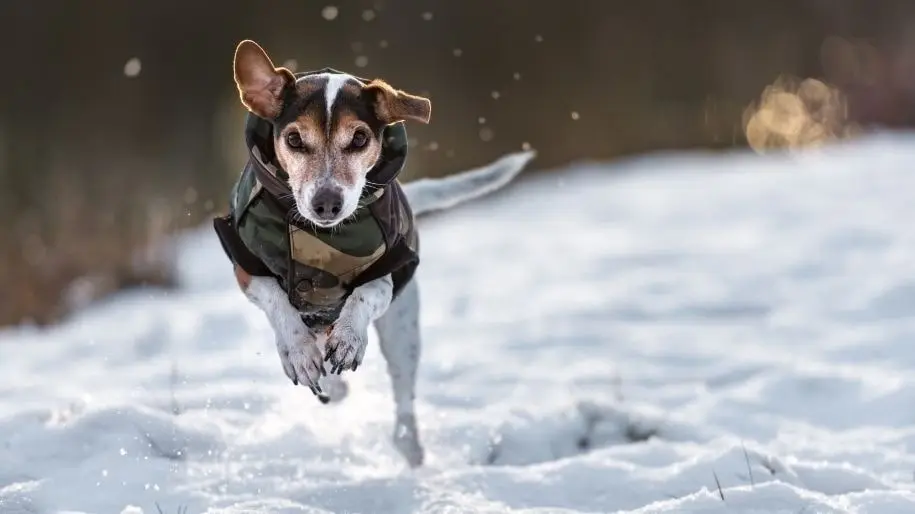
left=311, top=188, right=344, bottom=220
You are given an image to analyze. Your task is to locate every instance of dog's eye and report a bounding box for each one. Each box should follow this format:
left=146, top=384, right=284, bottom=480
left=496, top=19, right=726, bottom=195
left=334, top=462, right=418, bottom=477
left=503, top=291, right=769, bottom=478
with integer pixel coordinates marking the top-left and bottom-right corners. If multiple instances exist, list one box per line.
left=349, top=130, right=369, bottom=150
left=286, top=132, right=304, bottom=149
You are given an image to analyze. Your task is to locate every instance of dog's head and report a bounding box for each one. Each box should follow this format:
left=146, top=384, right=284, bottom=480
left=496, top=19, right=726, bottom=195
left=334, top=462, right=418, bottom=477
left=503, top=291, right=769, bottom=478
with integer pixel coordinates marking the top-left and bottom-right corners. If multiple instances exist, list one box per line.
left=232, top=39, right=431, bottom=228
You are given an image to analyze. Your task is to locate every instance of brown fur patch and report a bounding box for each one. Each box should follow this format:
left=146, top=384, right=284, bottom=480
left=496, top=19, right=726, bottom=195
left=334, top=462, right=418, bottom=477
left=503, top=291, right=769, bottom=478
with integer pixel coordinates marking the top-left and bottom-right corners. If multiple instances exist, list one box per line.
left=233, top=40, right=294, bottom=119
left=273, top=105, right=326, bottom=190
left=364, top=79, right=432, bottom=124
left=234, top=264, right=252, bottom=290
left=329, top=110, right=382, bottom=187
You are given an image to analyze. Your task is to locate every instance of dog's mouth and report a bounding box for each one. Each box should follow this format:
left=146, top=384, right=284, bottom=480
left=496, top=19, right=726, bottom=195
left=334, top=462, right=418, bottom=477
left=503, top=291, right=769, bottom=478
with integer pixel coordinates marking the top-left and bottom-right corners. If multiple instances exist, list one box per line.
left=297, top=205, right=353, bottom=230
left=310, top=218, right=340, bottom=229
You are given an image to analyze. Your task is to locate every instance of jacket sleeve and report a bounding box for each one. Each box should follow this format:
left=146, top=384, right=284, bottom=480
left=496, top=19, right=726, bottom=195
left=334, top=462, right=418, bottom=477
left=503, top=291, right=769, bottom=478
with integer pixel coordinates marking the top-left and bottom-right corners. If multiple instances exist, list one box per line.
left=212, top=214, right=274, bottom=277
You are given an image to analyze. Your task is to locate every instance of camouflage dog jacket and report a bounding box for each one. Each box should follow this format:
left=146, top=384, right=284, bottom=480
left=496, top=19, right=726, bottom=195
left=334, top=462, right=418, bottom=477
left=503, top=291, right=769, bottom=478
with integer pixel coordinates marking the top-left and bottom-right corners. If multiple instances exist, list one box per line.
left=213, top=69, right=420, bottom=328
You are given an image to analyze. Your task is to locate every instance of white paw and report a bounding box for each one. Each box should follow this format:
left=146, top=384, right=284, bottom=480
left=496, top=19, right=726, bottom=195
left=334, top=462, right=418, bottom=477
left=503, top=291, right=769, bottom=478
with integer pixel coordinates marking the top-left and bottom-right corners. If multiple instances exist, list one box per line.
left=276, top=330, right=327, bottom=397
left=324, top=322, right=368, bottom=374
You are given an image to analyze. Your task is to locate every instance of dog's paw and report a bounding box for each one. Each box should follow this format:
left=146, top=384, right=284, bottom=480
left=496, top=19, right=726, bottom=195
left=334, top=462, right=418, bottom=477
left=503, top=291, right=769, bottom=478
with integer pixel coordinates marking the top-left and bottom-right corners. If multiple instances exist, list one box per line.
left=393, top=413, right=424, bottom=468
left=276, top=334, right=327, bottom=398
left=323, top=322, right=368, bottom=374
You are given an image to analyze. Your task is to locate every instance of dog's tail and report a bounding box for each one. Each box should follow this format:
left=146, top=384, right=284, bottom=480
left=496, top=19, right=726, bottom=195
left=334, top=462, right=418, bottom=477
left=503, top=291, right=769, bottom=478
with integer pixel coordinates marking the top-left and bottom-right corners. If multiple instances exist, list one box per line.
left=402, top=150, right=536, bottom=216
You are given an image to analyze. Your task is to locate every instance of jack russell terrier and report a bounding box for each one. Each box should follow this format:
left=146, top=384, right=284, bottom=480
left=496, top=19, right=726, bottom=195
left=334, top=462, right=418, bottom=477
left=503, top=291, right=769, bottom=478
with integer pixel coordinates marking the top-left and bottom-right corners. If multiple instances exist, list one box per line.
left=213, top=39, right=535, bottom=467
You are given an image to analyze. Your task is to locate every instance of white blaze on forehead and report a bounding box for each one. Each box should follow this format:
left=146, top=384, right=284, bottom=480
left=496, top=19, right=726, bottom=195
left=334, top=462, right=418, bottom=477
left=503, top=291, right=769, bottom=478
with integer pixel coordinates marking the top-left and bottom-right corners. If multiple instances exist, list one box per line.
left=324, top=74, right=353, bottom=119
left=297, top=72, right=362, bottom=122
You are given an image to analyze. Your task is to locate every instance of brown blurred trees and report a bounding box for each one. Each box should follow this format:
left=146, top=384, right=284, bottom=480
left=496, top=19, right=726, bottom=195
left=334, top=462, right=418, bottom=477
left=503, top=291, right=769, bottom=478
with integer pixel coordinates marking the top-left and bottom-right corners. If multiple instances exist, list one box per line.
left=2, top=0, right=915, bottom=326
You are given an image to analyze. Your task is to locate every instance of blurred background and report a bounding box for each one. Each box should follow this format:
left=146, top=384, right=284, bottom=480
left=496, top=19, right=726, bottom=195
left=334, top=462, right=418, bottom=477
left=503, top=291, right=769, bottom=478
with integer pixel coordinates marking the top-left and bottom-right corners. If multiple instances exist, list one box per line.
left=3, top=0, right=915, bottom=327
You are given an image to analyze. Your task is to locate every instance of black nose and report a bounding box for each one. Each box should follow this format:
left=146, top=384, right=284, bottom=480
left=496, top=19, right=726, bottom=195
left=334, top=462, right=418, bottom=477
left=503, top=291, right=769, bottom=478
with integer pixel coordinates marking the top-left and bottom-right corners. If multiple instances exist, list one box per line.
left=311, top=188, right=343, bottom=220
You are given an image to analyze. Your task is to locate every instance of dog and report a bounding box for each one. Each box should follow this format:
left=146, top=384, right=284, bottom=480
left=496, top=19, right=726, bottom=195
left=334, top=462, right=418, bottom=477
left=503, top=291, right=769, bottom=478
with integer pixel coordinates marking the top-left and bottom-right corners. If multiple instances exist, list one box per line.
left=215, top=40, right=535, bottom=467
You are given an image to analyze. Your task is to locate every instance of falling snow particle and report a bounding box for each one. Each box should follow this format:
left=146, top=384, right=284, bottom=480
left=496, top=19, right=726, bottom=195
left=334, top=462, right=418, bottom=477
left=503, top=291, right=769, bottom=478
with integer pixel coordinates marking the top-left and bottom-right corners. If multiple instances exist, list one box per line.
left=123, top=58, right=141, bottom=78
left=453, top=48, right=463, bottom=57
left=362, top=9, right=376, bottom=21
left=119, top=448, right=127, bottom=456
left=535, top=34, right=544, bottom=43
left=282, top=59, right=299, bottom=72
left=428, top=141, right=439, bottom=151
left=355, top=56, right=369, bottom=68
left=522, top=142, right=531, bottom=151
left=571, top=111, right=580, bottom=120
left=422, top=12, right=433, bottom=21
left=513, top=72, right=522, bottom=80
left=478, top=117, right=487, bottom=124
left=102, top=469, right=108, bottom=477
left=479, top=127, right=494, bottom=142
left=322, top=6, right=339, bottom=20
left=379, top=40, right=389, bottom=48
left=184, top=187, right=198, bottom=205
left=491, top=91, right=501, bottom=100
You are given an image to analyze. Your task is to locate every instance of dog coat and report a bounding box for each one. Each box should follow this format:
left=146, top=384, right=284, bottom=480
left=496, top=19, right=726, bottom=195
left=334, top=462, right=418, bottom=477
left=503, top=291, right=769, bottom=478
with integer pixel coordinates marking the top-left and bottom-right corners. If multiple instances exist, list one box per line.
left=213, top=70, right=420, bottom=327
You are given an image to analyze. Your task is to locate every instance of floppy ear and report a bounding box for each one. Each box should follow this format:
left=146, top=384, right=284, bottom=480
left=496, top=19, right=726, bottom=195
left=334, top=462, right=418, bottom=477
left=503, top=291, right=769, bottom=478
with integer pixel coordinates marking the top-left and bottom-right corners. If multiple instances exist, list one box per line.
left=363, top=79, right=431, bottom=124
left=233, top=39, right=295, bottom=119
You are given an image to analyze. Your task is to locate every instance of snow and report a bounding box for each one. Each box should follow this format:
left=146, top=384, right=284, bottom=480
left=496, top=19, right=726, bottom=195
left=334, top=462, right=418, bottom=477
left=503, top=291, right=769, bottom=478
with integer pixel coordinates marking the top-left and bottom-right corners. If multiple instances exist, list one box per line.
left=4, top=133, right=915, bottom=513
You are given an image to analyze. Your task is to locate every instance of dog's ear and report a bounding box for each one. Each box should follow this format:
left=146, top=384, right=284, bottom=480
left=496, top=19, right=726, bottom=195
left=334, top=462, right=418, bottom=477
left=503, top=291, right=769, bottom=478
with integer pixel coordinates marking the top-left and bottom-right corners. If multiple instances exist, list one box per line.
left=233, top=40, right=295, bottom=119
left=363, top=79, right=431, bottom=124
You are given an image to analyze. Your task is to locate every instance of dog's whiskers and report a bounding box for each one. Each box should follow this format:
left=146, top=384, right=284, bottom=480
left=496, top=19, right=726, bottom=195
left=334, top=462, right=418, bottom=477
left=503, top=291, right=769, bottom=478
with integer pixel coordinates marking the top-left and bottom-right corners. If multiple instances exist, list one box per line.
left=342, top=210, right=359, bottom=227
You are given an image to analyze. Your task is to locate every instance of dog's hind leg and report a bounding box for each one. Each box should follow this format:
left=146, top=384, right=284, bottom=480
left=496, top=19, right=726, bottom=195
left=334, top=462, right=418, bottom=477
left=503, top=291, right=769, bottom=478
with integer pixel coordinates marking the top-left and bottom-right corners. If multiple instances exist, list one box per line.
left=374, top=278, right=424, bottom=467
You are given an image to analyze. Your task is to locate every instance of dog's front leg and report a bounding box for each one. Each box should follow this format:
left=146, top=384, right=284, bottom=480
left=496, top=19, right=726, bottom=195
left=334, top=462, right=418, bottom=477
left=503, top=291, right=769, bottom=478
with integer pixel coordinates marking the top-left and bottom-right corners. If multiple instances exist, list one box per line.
left=325, top=274, right=394, bottom=374
left=236, top=266, right=327, bottom=396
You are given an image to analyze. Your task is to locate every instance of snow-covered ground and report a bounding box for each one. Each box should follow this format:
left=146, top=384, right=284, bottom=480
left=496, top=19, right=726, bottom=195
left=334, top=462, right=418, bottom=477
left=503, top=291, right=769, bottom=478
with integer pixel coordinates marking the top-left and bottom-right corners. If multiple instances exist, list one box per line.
left=4, top=133, right=915, bottom=513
